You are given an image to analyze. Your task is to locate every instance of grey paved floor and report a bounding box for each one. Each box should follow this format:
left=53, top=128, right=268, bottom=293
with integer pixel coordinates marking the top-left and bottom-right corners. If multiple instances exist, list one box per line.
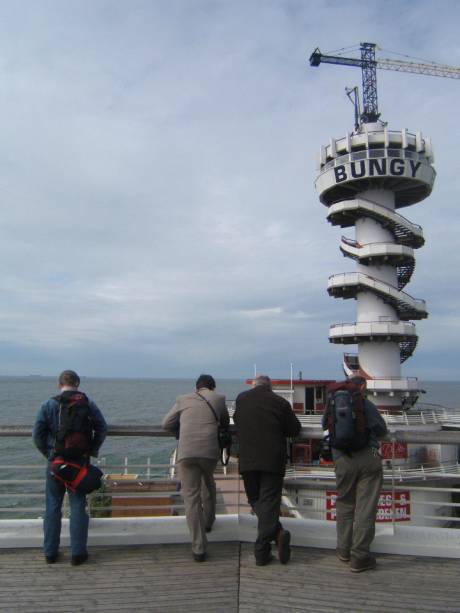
left=0, top=543, right=459, bottom=612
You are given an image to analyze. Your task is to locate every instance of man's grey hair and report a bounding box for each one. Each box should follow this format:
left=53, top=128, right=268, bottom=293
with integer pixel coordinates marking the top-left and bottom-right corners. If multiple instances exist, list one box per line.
left=253, top=375, right=272, bottom=389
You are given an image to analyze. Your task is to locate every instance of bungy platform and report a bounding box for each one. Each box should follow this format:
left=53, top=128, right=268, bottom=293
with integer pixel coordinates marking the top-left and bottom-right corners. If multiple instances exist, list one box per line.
left=2, top=423, right=460, bottom=612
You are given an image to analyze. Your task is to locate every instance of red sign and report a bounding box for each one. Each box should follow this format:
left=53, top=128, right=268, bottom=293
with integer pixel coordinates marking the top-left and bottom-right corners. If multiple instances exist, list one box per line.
left=376, top=490, right=411, bottom=522
left=326, top=490, right=411, bottom=522
left=380, top=441, right=408, bottom=460
left=326, top=491, right=338, bottom=520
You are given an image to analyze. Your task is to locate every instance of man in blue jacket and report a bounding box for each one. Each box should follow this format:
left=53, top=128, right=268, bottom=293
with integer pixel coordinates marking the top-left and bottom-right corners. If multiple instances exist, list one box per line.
left=33, top=370, right=107, bottom=566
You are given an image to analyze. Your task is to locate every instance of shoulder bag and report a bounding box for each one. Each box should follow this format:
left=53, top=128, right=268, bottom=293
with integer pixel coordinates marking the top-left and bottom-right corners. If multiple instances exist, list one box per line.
left=196, top=392, right=232, bottom=466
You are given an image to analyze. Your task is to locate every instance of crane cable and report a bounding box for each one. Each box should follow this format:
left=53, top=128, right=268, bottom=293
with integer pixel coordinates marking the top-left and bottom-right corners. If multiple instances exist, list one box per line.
left=323, top=44, right=361, bottom=56
left=376, top=46, right=459, bottom=69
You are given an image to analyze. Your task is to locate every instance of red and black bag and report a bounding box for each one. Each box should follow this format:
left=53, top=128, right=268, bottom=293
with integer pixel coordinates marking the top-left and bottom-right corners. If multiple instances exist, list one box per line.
left=50, top=457, right=103, bottom=494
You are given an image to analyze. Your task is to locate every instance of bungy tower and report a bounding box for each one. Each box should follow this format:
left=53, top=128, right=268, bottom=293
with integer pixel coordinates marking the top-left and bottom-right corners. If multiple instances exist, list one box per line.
left=315, top=125, right=436, bottom=410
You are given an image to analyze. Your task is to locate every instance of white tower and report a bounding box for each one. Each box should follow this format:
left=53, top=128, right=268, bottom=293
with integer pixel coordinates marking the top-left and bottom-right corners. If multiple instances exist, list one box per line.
left=315, top=123, right=436, bottom=410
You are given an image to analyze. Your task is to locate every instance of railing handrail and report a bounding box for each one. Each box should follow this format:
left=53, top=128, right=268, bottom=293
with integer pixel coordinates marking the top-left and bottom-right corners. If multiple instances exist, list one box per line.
left=0, top=424, right=177, bottom=437
left=329, top=320, right=416, bottom=329
left=3, top=424, right=460, bottom=444
left=328, top=271, right=426, bottom=307
left=2, top=426, right=460, bottom=558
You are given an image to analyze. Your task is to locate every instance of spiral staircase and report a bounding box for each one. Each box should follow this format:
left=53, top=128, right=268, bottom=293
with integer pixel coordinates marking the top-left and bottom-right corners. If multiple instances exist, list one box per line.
left=315, top=125, right=436, bottom=409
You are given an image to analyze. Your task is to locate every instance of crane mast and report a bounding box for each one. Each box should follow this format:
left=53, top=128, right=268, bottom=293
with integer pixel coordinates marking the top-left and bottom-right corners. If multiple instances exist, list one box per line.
left=360, top=42, right=379, bottom=123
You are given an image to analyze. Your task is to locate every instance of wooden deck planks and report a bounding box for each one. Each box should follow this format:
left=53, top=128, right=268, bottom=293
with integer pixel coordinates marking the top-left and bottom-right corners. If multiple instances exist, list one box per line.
left=0, top=542, right=240, bottom=613
left=1, top=542, right=460, bottom=612
left=239, top=544, right=460, bottom=613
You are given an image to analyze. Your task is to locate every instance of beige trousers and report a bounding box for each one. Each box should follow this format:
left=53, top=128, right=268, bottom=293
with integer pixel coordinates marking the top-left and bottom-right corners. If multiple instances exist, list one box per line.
left=334, top=446, right=383, bottom=560
left=178, top=457, right=218, bottom=555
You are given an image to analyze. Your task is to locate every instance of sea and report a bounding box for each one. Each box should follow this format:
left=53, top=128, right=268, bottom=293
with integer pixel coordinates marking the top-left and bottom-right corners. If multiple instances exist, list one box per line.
left=1, top=376, right=459, bottom=469
left=0, top=376, right=247, bottom=473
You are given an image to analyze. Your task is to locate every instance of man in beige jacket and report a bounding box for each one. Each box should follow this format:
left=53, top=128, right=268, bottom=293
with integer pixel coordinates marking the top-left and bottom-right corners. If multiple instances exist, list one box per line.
left=162, top=374, right=229, bottom=562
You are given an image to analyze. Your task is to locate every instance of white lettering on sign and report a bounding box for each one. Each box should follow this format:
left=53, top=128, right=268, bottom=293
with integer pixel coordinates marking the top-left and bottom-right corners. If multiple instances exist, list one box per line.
left=333, top=159, right=422, bottom=184
left=326, top=490, right=411, bottom=522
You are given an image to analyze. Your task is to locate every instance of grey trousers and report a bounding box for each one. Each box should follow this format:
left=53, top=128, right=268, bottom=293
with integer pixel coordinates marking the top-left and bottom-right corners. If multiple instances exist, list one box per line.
left=334, top=446, right=383, bottom=560
left=241, top=471, right=284, bottom=562
left=178, top=457, right=218, bottom=555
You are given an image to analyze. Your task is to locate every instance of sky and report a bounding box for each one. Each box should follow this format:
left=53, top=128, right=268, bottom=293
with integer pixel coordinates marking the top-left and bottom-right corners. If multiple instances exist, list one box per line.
left=0, top=0, right=459, bottom=380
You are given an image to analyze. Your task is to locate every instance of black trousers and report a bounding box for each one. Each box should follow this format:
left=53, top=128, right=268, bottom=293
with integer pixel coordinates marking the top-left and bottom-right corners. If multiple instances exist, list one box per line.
left=241, top=470, right=284, bottom=561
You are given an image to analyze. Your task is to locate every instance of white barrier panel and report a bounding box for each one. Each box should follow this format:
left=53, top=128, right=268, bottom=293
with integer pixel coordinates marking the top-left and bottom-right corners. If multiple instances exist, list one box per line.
left=2, top=514, right=460, bottom=558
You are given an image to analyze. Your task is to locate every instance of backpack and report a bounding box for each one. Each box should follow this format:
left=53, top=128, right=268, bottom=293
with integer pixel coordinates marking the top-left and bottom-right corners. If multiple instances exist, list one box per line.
left=325, top=381, right=369, bottom=454
left=54, top=391, right=93, bottom=460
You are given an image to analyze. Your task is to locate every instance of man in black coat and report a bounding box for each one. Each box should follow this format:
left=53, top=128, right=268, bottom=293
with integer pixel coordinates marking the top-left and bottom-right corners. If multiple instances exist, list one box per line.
left=234, top=375, right=301, bottom=566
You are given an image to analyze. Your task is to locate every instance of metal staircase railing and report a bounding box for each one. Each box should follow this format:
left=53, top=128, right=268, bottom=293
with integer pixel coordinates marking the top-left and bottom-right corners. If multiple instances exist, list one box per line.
left=397, top=262, right=415, bottom=290
left=328, top=197, right=424, bottom=248
left=328, top=272, right=428, bottom=320
left=331, top=322, right=417, bottom=363
left=399, top=336, right=418, bottom=363
left=340, top=237, right=415, bottom=289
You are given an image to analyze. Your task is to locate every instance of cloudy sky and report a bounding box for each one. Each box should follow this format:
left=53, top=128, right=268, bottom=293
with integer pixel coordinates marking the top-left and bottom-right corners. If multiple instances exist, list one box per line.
left=0, top=0, right=459, bottom=380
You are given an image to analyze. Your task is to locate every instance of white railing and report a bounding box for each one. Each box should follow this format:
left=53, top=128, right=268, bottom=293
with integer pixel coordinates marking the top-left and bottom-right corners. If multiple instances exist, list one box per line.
left=329, top=320, right=416, bottom=339
left=0, top=457, right=247, bottom=519
left=284, top=460, right=460, bottom=483
left=2, top=428, right=460, bottom=558
left=296, top=407, right=460, bottom=428
left=328, top=272, right=427, bottom=313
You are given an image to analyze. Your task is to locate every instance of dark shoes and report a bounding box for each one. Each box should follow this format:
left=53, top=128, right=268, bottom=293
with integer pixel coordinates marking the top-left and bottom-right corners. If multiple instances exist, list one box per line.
left=71, top=553, right=88, bottom=566
left=193, top=552, right=207, bottom=563
left=276, top=529, right=291, bottom=564
left=350, top=555, right=377, bottom=573
left=256, top=528, right=291, bottom=566
left=46, top=552, right=89, bottom=566
left=336, top=548, right=351, bottom=562
left=255, top=553, right=274, bottom=567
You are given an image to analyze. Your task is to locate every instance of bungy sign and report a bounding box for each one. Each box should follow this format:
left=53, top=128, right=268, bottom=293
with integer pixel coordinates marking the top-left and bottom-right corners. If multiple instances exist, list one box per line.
left=333, top=158, right=421, bottom=183
left=326, top=490, right=411, bottom=522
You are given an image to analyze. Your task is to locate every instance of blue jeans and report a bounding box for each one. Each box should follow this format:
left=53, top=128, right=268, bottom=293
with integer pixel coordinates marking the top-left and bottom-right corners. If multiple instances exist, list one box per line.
left=44, top=466, right=89, bottom=557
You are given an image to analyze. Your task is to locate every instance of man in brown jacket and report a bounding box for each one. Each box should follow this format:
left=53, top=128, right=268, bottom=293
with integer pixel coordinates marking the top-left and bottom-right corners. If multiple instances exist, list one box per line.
left=162, top=374, right=229, bottom=562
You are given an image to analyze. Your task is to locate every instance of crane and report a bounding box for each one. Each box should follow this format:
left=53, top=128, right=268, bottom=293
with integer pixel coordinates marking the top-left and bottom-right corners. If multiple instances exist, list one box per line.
left=309, top=42, right=460, bottom=124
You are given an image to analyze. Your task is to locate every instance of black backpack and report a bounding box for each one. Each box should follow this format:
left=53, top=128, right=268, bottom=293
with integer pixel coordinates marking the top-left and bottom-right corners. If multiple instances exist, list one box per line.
left=325, top=382, right=369, bottom=454
left=54, top=391, right=93, bottom=460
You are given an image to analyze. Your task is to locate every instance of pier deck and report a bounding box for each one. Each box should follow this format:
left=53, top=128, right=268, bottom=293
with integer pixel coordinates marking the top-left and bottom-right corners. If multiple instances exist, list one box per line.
left=1, top=542, right=459, bottom=612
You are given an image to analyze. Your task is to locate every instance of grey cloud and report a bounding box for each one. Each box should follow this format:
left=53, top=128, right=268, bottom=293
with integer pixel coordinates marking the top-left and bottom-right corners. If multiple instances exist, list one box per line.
left=0, top=1, right=458, bottom=379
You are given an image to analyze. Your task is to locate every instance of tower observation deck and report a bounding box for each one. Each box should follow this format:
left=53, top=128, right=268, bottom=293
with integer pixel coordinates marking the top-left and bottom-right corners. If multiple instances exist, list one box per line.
left=315, top=124, right=436, bottom=409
